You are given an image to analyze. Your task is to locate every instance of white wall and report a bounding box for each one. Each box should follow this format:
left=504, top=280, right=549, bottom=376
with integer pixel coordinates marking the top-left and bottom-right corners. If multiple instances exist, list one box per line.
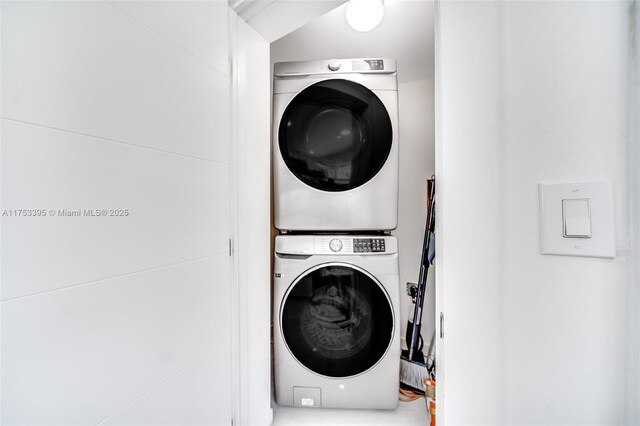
left=233, top=0, right=347, bottom=43
left=270, top=0, right=436, bottom=346
left=501, top=2, right=630, bottom=423
left=1, top=1, right=233, bottom=424
left=229, top=11, right=273, bottom=426
left=435, top=1, right=505, bottom=423
left=627, top=2, right=640, bottom=423
left=437, top=0, right=637, bottom=424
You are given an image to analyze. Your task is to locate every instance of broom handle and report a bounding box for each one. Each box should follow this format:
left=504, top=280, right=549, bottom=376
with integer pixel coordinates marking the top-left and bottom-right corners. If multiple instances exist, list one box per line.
left=408, top=178, right=436, bottom=360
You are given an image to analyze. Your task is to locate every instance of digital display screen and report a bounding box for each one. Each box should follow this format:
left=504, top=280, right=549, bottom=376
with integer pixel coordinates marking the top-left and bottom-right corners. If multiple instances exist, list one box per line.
left=354, top=238, right=386, bottom=252
left=364, top=59, right=384, bottom=70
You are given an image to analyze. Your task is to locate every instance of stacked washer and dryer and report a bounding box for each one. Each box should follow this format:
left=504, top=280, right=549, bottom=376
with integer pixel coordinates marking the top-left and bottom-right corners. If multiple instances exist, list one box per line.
left=273, top=58, right=401, bottom=410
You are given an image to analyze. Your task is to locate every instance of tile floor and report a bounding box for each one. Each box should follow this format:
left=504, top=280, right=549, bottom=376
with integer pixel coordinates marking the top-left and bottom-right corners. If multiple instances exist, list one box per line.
left=272, top=397, right=429, bottom=426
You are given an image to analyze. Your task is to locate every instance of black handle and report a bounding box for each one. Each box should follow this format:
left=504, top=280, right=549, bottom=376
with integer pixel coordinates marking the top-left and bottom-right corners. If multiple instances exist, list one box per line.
left=408, top=177, right=436, bottom=359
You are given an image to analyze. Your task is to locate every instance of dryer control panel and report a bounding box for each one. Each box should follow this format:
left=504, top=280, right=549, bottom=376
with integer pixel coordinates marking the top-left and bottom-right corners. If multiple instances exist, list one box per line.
left=274, top=58, right=397, bottom=77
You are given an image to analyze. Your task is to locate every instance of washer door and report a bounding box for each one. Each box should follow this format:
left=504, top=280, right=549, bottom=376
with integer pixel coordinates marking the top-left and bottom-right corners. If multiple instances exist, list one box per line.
left=281, top=264, right=394, bottom=378
left=278, top=79, right=393, bottom=192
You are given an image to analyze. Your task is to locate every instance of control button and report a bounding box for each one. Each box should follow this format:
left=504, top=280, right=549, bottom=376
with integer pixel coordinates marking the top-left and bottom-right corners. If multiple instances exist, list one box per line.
left=329, top=239, right=343, bottom=252
left=328, top=60, right=341, bottom=71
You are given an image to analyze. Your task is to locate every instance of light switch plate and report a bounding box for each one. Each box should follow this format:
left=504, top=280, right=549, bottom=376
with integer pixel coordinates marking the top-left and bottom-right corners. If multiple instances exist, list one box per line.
left=539, top=180, right=615, bottom=258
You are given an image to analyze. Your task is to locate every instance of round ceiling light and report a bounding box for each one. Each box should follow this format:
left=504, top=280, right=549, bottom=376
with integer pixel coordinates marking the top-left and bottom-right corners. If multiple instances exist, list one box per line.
left=346, top=0, right=384, bottom=33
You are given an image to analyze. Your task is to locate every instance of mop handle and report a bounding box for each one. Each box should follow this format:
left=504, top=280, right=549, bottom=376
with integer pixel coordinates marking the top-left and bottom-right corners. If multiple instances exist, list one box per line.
left=408, top=178, right=435, bottom=360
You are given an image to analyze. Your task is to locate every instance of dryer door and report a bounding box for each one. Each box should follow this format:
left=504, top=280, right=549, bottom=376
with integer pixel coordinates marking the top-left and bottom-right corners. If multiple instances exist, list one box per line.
left=281, top=263, right=394, bottom=378
left=278, top=79, right=393, bottom=192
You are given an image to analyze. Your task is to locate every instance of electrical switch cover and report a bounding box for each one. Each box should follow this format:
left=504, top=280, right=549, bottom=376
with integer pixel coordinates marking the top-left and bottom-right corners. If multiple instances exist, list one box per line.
left=539, top=181, right=615, bottom=258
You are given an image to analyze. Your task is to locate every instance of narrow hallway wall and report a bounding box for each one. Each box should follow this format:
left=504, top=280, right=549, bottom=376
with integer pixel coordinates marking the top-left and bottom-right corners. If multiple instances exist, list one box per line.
left=438, top=0, right=635, bottom=424
left=1, top=2, right=233, bottom=423
left=626, top=1, right=640, bottom=423
left=501, top=2, right=630, bottom=423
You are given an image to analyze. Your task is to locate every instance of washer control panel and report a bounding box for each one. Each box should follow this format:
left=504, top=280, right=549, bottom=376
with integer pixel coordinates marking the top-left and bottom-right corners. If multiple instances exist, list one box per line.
left=354, top=238, right=386, bottom=253
left=275, top=235, right=397, bottom=255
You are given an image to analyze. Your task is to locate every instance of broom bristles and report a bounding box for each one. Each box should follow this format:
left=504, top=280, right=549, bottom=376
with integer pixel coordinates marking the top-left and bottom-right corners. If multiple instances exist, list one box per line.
left=399, top=356, right=429, bottom=395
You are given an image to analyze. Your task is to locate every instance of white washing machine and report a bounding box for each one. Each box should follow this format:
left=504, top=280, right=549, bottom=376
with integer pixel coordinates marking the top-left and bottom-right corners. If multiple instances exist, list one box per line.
left=273, top=58, right=399, bottom=232
left=273, top=234, right=400, bottom=409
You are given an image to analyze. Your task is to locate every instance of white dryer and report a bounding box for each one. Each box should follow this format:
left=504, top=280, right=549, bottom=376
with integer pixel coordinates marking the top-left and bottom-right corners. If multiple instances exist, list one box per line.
left=273, top=58, right=399, bottom=232
left=273, top=235, right=400, bottom=409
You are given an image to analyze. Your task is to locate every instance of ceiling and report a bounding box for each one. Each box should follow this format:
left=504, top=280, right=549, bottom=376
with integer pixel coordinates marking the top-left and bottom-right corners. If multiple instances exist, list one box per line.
left=229, top=0, right=348, bottom=42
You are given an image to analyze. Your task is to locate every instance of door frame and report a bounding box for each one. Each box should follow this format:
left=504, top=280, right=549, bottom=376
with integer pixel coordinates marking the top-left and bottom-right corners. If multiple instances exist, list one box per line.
left=229, top=10, right=273, bottom=426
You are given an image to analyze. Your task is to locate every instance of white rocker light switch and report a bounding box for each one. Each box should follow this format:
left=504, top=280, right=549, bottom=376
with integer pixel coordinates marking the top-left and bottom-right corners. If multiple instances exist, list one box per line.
left=562, top=199, right=591, bottom=238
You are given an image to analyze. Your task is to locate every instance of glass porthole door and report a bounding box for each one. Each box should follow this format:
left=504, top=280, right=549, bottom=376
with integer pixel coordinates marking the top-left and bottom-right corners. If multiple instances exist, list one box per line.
left=278, top=79, right=393, bottom=192
left=281, top=264, right=394, bottom=378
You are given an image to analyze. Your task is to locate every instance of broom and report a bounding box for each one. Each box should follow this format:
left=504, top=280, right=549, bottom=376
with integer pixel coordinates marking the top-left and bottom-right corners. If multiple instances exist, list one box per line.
left=400, top=177, right=436, bottom=394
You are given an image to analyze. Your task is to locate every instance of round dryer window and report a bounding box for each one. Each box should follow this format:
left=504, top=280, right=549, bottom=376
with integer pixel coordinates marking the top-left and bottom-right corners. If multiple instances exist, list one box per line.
left=278, top=79, right=393, bottom=192
left=281, top=264, right=394, bottom=378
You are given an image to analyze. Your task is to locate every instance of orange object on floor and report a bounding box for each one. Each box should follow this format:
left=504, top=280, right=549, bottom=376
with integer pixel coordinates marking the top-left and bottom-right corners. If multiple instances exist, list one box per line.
left=424, top=379, right=436, bottom=426
left=429, top=400, right=436, bottom=426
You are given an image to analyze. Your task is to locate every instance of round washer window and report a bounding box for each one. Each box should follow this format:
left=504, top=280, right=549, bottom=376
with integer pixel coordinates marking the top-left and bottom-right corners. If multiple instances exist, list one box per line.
left=281, top=264, right=394, bottom=378
left=279, top=79, right=392, bottom=192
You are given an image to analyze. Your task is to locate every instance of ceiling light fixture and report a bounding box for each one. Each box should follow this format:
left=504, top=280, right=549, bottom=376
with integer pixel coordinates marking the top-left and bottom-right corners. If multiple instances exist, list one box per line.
left=346, top=0, right=384, bottom=33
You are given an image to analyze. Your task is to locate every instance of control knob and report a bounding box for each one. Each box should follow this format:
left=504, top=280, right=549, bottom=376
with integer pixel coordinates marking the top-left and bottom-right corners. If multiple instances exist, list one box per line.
left=329, top=239, right=343, bottom=252
left=328, top=60, right=341, bottom=71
